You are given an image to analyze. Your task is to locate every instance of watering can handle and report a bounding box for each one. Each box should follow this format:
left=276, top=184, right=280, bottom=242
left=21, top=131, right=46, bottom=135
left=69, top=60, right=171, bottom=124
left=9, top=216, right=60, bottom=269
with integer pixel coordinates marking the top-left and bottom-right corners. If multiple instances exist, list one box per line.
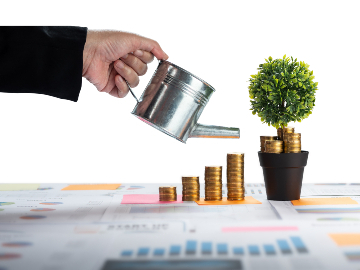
left=125, top=58, right=162, bottom=104
left=125, top=81, right=139, bottom=103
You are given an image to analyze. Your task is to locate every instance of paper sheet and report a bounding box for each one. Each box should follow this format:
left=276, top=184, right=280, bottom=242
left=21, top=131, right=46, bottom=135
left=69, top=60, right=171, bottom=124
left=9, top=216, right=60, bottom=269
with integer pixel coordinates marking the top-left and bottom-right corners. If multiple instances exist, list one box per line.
left=61, top=184, right=121, bottom=190
left=0, top=183, right=40, bottom=191
left=121, top=194, right=183, bottom=204
left=329, top=233, right=360, bottom=246
left=292, top=197, right=358, bottom=206
left=196, top=196, right=262, bottom=205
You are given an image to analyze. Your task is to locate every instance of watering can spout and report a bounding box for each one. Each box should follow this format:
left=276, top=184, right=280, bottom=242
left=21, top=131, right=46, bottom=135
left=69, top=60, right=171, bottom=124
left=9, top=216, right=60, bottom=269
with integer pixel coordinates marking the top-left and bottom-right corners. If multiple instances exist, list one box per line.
left=189, top=123, right=240, bottom=139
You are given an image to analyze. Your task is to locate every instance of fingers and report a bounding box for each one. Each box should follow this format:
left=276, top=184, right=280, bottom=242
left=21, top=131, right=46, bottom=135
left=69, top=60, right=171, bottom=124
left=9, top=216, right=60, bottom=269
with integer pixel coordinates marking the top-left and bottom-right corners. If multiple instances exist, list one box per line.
left=110, top=75, right=128, bottom=98
left=130, top=35, right=169, bottom=61
left=133, top=50, right=154, bottom=64
left=99, top=65, right=129, bottom=98
left=114, top=60, right=139, bottom=88
left=120, top=53, right=148, bottom=76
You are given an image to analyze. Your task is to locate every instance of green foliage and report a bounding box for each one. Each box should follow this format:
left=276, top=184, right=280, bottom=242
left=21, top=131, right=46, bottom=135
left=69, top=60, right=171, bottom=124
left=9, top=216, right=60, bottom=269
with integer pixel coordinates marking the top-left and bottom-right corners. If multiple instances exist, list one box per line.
left=248, top=55, right=318, bottom=129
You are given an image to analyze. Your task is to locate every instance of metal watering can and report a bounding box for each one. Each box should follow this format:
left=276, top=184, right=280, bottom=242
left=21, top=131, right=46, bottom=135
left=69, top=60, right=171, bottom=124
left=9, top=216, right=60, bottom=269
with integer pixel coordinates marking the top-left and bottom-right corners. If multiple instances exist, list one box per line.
left=129, top=60, right=240, bottom=143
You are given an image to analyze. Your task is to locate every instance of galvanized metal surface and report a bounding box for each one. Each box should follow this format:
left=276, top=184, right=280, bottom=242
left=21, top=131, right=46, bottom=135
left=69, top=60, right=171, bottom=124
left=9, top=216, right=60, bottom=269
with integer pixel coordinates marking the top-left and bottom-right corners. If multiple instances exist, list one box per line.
left=130, top=60, right=240, bottom=143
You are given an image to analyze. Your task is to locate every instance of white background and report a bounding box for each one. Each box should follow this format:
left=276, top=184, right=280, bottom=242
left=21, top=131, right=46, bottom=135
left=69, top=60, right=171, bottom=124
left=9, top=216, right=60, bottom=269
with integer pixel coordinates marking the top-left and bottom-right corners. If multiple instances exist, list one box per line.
left=0, top=0, right=359, bottom=184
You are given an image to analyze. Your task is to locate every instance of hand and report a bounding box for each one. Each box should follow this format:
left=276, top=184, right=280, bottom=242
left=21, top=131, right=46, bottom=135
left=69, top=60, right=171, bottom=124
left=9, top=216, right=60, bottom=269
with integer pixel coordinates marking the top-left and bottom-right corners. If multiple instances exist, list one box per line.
left=82, top=30, right=168, bottom=98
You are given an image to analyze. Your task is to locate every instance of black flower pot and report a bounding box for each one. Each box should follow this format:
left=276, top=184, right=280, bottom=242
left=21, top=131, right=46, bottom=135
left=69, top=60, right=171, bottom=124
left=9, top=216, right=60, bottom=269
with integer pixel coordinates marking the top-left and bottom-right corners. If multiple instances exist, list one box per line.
left=258, top=151, right=309, bottom=201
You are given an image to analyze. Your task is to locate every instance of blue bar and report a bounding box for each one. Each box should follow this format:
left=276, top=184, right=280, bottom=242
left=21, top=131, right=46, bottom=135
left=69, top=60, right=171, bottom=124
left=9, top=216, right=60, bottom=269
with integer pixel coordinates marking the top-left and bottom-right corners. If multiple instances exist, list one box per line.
left=217, top=243, right=228, bottom=255
left=201, top=242, right=212, bottom=255
left=263, top=244, right=276, bottom=255
left=121, top=250, right=133, bottom=257
left=170, top=245, right=181, bottom=256
left=186, top=240, right=197, bottom=255
left=233, top=247, right=244, bottom=255
left=137, top=247, right=149, bottom=256
left=153, top=248, right=165, bottom=256
left=290, top=236, right=308, bottom=253
left=277, top=240, right=292, bottom=254
left=248, top=245, right=260, bottom=255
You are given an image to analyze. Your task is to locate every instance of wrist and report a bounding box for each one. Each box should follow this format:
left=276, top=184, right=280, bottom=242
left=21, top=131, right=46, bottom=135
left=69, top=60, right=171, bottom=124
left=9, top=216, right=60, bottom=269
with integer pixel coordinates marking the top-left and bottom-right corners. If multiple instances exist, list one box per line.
left=82, top=30, right=97, bottom=77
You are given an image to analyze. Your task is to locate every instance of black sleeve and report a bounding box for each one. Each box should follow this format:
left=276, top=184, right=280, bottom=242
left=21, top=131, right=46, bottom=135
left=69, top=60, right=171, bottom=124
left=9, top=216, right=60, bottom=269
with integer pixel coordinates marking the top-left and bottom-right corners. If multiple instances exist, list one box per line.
left=0, top=26, right=87, bottom=102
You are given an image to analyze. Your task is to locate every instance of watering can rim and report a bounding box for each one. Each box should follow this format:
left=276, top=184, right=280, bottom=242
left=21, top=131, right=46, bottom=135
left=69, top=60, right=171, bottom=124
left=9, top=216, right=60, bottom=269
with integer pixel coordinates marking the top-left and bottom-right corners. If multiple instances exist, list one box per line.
left=159, top=60, right=216, bottom=92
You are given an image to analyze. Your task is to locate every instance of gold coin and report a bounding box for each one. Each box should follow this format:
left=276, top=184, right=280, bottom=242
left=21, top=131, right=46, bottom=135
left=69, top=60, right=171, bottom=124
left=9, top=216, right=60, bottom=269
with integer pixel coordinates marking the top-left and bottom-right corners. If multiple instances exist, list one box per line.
left=283, top=126, right=295, bottom=133
left=205, top=166, right=222, bottom=171
left=182, top=180, right=200, bottom=185
left=227, top=197, right=244, bottom=201
left=183, top=198, right=200, bottom=201
left=205, top=198, right=222, bottom=201
left=227, top=182, right=244, bottom=186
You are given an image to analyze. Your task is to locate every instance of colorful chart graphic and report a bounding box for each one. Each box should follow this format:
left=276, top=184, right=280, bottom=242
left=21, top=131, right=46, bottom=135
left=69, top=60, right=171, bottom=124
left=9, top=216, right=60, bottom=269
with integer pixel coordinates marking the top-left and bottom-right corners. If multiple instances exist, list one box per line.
left=31, top=208, right=55, bottom=212
left=20, top=215, right=46, bottom=220
left=39, top=202, right=63, bottom=205
left=127, top=186, right=145, bottom=190
left=0, top=253, right=21, bottom=260
left=117, top=186, right=125, bottom=190
left=37, top=187, right=53, bottom=190
left=119, top=236, right=308, bottom=258
left=2, top=241, right=33, bottom=247
left=296, top=208, right=360, bottom=214
left=0, top=202, right=14, bottom=206
left=318, top=218, right=360, bottom=221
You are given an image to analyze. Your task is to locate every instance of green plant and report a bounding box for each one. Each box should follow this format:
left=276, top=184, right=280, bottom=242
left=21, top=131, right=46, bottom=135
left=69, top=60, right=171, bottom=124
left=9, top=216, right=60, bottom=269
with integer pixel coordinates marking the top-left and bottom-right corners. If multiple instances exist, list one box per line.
left=249, top=55, right=318, bottom=129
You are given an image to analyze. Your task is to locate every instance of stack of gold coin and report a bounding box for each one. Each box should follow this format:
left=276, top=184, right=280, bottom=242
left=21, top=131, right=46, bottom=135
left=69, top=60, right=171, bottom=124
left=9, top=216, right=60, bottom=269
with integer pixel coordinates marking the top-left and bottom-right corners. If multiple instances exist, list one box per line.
left=182, top=176, right=200, bottom=201
left=284, top=133, right=301, bottom=153
left=260, top=136, right=278, bottom=152
left=277, top=126, right=294, bottom=141
left=265, top=140, right=283, bottom=153
left=204, top=166, right=222, bottom=201
left=159, top=186, right=177, bottom=201
left=227, top=153, right=245, bottom=201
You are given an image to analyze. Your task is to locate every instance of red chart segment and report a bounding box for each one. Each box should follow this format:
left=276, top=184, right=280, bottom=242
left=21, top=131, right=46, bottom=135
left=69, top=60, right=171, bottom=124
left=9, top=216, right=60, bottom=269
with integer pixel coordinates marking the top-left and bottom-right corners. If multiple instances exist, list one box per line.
left=3, top=241, right=33, bottom=247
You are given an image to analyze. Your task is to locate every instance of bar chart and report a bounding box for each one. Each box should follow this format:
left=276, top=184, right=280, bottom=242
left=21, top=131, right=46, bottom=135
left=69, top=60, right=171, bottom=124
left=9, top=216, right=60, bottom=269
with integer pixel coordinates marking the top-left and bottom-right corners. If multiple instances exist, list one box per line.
left=118, top=236, right=308, bottom=259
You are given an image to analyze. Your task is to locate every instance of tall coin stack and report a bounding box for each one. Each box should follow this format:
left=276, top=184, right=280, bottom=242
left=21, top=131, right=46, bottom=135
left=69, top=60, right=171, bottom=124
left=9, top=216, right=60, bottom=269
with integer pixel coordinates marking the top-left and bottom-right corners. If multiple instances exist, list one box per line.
left=159, top=186, right=177, bottom=201
left=227, top=153, right=245, bottom=201
left=260, top=136, right=278, bottom=152
left=182, top=176, right=200, bottom=201
left=277, top=126, right=295, bottom=141
left=265, top=140, right=283, bottom=153
left=204, top=166, right=222, bottom=201
left=284, top=133, right=301, bottom=153
left=277, top=128, right=284, bottom=140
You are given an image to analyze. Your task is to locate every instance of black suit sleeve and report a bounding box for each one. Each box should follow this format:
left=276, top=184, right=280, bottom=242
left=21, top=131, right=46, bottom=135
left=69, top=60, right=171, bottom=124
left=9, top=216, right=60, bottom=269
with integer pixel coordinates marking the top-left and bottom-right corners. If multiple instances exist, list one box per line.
left=0, top=26, right=87, bottom=102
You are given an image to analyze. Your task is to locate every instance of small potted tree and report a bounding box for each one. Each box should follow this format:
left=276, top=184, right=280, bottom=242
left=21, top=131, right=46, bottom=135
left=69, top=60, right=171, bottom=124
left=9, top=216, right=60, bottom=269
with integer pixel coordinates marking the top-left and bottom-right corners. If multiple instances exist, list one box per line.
left=249, top=55, right=318, bottom=200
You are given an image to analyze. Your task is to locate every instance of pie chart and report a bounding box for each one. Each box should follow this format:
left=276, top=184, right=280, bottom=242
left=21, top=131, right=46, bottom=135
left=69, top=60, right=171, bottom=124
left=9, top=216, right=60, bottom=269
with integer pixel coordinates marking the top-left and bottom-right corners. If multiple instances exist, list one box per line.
left=39, top=202, right=63, bottom=205
left=0, top=202, right=14, bottom=206
left=2, top=241, right=33, bottom=247
left=20, top=215, right=46, bottom=220
left=0, top=253, right=21, bottom=260
left=31, top=208, right=55, bottom=212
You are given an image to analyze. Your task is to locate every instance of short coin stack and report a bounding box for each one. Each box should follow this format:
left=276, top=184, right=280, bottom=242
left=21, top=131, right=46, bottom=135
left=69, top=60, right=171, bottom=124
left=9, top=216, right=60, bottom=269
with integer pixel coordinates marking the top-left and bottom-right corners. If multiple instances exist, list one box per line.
left=204, top=166, right=222, bottom=201
left=260, top=136, right=278, bottom=152
left=284, top=133, right=301, bottom=153
left=265, top=140, right=283, bottom=153
left=159, top=186, right=177, bottom=201
left=227, top=153, right=245, bottom=201
left=182, top=176, right=200, bottom=201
